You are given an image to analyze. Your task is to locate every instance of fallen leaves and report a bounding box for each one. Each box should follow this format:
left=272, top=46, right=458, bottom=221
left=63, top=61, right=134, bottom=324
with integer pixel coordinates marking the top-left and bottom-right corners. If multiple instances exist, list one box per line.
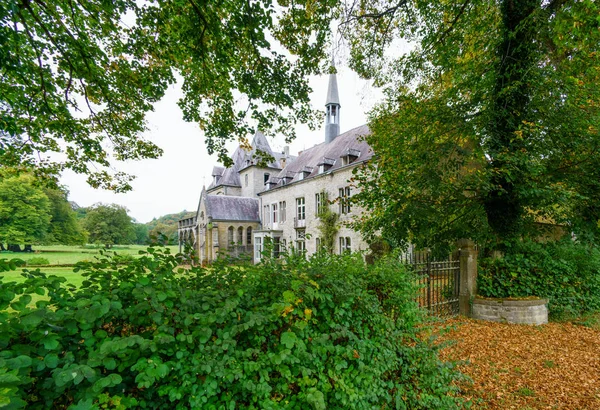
left=436, top=318, right=600, bottom=409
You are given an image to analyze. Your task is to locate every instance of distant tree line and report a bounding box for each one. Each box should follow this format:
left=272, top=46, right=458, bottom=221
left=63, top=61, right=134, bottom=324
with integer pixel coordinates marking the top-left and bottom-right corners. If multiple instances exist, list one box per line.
left=0, top=169, right=192, bottom=250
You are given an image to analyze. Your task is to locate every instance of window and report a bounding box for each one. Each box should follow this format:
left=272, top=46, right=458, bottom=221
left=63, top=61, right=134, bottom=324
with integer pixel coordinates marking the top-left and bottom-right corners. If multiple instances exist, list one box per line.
left=279, top=201, right=286, bottom=222
left=339, top=237, right=351, bottom=254
left=246, top=227, right=253, bottom=245
left=273, top=237, right=281, bottom=258
left=264, top=173, right=270, bottom=185
left=237, top=227, right=244, bottom=245
left=255, top=237, right=262, bottom=259
left=316, top=237, right=321, bottom=251
left=339, top=187, right=352, bottom=214
left=315, top=192, right=326, bottom=216
left=272, top=203, right=278, bottom=223
left=245, top=173, right=248, bottom=187
left=296, top=230, right=306, bottom=253
left=296, top=197, right=305, bottom=220
left=281, top=239, right=287, bottom=253
left=228, top=226, right=234, bottom=245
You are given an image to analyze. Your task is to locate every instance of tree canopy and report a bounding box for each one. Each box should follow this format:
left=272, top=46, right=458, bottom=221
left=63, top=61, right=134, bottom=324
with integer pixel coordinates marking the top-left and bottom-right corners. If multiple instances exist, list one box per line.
left=0, top=173, right=51, bottom=247
left=44, top=188, right=86, bottom=245
left=344, top=0, right=600, bottom=250
left=1, top=0, right=335, bottom=191
left=82, top=204, right=135, bottom=247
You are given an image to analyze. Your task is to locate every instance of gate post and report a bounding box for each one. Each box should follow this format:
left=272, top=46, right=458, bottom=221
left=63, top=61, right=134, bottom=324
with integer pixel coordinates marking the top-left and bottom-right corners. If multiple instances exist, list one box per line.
left=457, top=239, right=478, bottom=317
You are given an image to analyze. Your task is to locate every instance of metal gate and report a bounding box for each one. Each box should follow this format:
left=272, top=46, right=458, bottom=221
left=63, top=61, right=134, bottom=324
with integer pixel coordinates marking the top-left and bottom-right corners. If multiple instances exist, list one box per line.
left=403, top=253, right=460, bottom=317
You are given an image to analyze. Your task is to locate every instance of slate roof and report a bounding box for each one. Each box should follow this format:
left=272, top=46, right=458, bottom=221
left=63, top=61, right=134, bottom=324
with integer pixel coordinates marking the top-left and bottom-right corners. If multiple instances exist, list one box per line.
left=262, top=124, right=372, bottom=191
left=325, top=73, right=340, bottom=106
left=208, top=130, right=297, bottom=190
left=205, top=195, right=260, bottom=221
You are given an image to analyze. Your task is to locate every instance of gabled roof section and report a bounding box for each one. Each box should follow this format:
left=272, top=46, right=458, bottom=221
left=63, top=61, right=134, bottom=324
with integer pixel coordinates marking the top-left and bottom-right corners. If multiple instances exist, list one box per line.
left=261, top=124, right=371, bottom=192
left=205, top=195, right=260, bottom=222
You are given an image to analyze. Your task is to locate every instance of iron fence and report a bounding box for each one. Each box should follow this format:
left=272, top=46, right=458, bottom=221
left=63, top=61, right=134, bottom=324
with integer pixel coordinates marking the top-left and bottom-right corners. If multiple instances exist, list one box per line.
left=401, top=252, right=460, bottom=317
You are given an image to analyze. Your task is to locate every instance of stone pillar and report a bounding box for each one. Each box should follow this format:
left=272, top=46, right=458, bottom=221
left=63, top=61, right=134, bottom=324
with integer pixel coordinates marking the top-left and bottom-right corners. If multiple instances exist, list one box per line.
left=457, top=238, right=478, bottom=317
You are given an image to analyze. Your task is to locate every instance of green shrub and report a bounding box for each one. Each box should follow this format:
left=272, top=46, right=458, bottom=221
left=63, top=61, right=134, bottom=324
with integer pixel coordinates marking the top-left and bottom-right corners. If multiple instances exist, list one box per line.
left=478, top=240, right=600, bottom=316
left=0, top=249, right=462, bottom=409
left=26, top=257, right=50, bottom=266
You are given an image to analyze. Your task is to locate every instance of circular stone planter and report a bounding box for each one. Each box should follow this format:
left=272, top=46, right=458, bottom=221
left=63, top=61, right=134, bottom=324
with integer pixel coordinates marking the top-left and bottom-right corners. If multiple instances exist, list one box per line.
left=472, top=297, right=548, bottom=325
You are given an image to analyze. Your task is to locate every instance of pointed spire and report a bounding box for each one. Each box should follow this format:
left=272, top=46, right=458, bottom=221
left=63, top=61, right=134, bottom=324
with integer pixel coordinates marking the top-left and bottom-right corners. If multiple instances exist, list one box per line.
left=325, top=58, right=341, bottom=143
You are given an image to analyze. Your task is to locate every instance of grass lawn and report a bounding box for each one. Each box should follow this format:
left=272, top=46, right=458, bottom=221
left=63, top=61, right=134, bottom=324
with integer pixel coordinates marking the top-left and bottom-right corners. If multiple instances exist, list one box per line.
left=1, top=245, right=180, bottom=266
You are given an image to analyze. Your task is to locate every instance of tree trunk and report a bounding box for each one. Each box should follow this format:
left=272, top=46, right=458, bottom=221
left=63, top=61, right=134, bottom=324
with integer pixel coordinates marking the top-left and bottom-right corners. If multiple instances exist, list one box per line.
left=484, top=0, right=538, bottom=244
left=8, top=244, right=22, bottom=252
left=0, top=243, right=5, bottom=251
left=24, top=244, right=33, bottom=252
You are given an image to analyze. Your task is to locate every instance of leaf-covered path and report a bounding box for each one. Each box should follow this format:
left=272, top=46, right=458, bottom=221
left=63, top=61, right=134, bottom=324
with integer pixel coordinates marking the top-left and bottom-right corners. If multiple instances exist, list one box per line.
left=437, top=318, right=600, bottom=409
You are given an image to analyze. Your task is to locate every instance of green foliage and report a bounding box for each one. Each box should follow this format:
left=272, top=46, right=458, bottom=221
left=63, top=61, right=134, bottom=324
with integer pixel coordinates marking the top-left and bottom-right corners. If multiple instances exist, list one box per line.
left=0, top=250, right=462, bottom=409
left=1, top=0, right=335, bottom=190
left=346, top=0, right=600, bottom=249
left=44, top=188, right=86, bottom=246
left=478, top=240, right=600, bottom=316
left=25, top=257, right=50, bottom=266
left=316, top=191, right=339, bottom=254
left=0, top=173, right=52, bottom=247
left=145, top=211, right=194, bottom=245
left=82, top=204, right=135, bottom=248
left=133, top=224, right=149, bottom=246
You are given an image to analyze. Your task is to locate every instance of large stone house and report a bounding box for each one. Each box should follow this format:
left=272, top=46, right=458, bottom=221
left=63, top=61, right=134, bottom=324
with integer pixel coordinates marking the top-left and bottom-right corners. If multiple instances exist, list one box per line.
left=178, top=70, right=373, bottom=264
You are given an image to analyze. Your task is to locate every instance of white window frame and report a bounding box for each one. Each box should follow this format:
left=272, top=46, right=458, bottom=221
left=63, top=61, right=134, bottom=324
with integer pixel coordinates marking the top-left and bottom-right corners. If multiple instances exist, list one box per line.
left=279, top=201, right=286, bottom=223
left=296, top=197, right=305, bottom=221
left=272, top=203, right=278, bottom=223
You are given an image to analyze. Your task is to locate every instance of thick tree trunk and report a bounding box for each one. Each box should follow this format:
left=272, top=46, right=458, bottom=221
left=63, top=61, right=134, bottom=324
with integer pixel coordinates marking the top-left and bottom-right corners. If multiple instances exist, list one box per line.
left=8, top=244, right=22, bottom=252
left=484, top=0, right=538, bottom=244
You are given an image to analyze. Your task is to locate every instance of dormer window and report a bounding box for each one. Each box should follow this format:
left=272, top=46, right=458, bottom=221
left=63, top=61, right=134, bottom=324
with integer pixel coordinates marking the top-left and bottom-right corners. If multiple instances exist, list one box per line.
left=317, top=157, right=335, bottom=174
left=298, top=166, right=313, bottom=180
left=341, top=148, right=361, bottom=166
left=263, top=173, right=270, bottom=185
left=282, top=172, right=295, bottom=185
left=213, top=175, right=221, bottom=185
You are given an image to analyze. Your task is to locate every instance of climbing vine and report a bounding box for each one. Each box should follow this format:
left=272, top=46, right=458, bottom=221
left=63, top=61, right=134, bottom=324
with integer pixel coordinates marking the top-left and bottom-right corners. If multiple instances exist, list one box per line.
left=317, top=191, right=339, bottom=254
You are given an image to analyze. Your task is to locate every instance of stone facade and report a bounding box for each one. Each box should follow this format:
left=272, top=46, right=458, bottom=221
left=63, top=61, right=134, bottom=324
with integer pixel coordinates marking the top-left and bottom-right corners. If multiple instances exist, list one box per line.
left=472, top=298, right=549, bottom=325
left=257, top=161, right=369, bottom=262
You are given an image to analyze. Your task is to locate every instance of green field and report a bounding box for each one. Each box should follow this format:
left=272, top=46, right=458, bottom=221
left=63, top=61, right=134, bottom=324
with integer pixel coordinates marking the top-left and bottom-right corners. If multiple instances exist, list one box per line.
left=1, top=244, right=179, bottom=266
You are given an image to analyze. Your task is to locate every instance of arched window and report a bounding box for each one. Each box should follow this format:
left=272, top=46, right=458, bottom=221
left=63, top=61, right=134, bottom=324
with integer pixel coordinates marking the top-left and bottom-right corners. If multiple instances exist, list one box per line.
left=237, top=227, right=244, bottom=245
left=228, top=226, right=234, bottom=245
left=246, top=227, right=253, bottom=246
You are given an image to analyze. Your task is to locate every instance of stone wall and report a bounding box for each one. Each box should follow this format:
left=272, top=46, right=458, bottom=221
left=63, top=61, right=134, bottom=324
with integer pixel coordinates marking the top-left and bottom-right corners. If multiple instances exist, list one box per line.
left=472, top=298, right=548, bottom=325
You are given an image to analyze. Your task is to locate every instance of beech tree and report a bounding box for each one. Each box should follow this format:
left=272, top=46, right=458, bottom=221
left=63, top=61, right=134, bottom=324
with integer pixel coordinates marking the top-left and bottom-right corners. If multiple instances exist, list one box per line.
left=343, top=0, right=600, bottom=250
left=1, top=0, right=335, bottom=191
left=0, top=173, right=52, bottom=249
left=82, top=204, right=135, bottom=247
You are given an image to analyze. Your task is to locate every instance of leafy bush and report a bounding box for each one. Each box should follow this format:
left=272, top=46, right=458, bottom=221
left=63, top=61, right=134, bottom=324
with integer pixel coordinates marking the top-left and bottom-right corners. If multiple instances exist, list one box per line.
left=0, top=249, right=462, bottom=409
left=478, top=240, right=600, bottom=316
left=25, top=257, right=50, bottom=266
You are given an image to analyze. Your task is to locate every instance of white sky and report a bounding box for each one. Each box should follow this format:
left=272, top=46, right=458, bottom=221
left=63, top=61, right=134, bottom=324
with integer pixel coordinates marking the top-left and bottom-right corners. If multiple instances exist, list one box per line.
left=60, top=66, right=382, bottom=223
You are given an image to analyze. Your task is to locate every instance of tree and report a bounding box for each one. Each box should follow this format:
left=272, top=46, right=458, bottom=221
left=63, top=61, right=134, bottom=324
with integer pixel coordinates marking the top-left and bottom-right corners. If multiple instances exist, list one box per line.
left=1, top=0, right=335, bottom=191
left=344, top=0, right=600, bottom=251
left=82, top=204, right=135, bottom=247
left=44, top=188, right=86, bottom=245
left=0, top=173, right=52, bottom=248
left=133, top=223, right=149, bottom=245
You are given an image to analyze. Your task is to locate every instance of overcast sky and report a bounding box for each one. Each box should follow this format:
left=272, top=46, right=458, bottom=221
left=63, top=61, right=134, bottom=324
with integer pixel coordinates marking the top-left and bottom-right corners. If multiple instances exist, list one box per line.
left=60, top=66, right=383, bottom=223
